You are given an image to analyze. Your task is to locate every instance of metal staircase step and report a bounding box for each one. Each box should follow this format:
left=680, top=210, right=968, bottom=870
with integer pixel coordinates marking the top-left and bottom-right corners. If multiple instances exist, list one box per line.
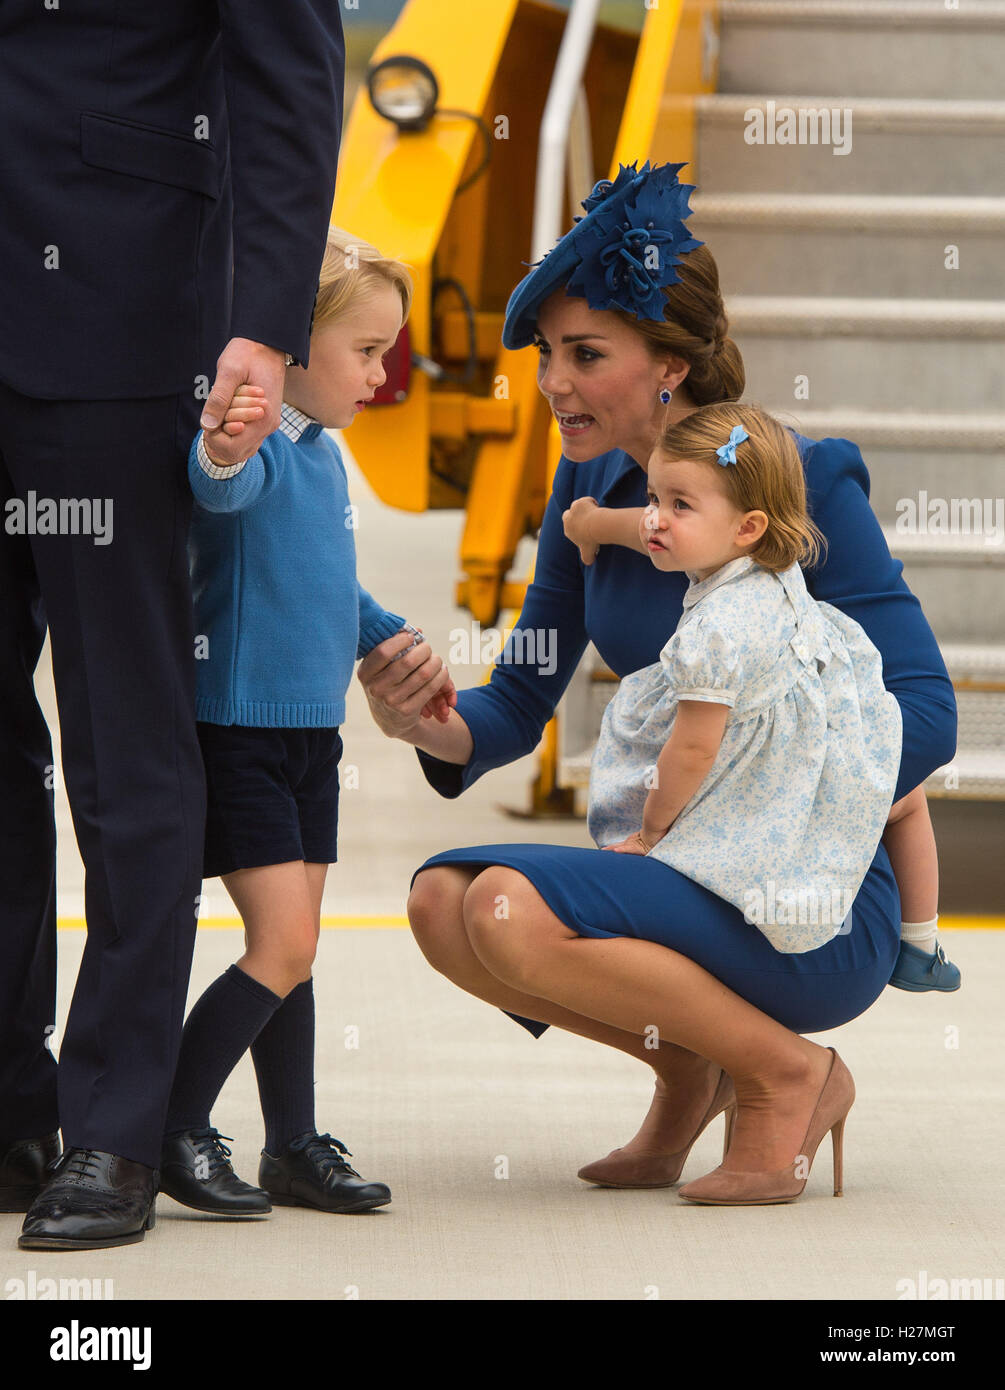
left=880, top=528, right=1005, bottom=644
left=699, top=95, right=1005, bottom=129
left=697, top=96, right=1005, bottom=194
left=786, top=410, right=1005, bottom=451
left=780, top=412, right=1005, bottom=526
left=940, top=644, right=1005, bottom=684
left=883, top=529, right=1005, bottom=563
left=926, top=751, right=1005, bottom=801
left=694, top=193, right=1005, bottom=231
left=718, top=1, right=1005, bottom=101
left=918, top=637, right=1005, bottom=798
left=727, top=297, right=1005, bottom=413
left=729, top=295, right=1005, bottom=337
left=690, top=193, right=1005, bottom=298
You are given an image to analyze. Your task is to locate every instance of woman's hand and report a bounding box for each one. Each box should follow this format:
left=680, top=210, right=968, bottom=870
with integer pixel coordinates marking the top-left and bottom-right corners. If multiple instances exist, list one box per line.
left=602, top=832, right=653, bottom=856
left=562, top=496, right=600, bottom=566
left=357, top=628, right=455, bottom=739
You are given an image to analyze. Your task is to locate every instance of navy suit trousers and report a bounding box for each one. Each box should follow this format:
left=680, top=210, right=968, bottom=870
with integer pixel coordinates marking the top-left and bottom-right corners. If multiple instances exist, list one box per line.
left=0, top=382, right=206, bottom=1168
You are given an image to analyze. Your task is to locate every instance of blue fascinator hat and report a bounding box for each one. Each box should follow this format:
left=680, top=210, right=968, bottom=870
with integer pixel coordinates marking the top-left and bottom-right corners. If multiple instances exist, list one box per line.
left=502, top=161, right=703, bottom=351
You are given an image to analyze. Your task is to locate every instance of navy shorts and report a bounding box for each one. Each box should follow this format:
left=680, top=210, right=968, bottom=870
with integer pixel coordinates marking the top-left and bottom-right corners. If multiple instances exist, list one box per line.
left=197, top=721, right=343, bottom=879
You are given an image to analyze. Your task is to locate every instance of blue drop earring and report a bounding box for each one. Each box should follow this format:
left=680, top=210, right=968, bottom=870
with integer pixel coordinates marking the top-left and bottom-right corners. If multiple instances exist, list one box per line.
left=658, top=388, right=673, bottom=406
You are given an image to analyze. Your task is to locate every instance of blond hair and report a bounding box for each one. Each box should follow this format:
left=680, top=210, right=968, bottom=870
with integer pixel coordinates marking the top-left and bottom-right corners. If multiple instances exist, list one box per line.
left=656, top=403, right=826, bottom=572
left=312, top=225, right=413, bottom=330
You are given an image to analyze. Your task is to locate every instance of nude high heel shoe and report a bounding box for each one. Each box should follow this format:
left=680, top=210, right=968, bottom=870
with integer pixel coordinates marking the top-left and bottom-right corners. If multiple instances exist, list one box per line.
left=578, top=1069, right=737, bottom=1189
left=677, top=1047, right=854, bottom=1206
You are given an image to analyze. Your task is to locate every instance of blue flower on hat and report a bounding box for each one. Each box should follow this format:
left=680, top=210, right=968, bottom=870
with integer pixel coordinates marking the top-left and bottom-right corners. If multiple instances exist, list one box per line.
left=502, top=161, right=705, bottom=350
left=578, top=162, right=647, bottom=216
left=565, top=161, right=704, bottom=322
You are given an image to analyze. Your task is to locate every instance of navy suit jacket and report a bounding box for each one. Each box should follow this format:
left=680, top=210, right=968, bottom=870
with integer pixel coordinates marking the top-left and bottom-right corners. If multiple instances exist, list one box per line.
left=0, top=0, right=345, bottom=400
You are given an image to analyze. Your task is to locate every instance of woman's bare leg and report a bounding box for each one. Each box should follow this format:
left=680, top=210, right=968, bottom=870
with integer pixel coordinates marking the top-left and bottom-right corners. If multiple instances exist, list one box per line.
left=460, top=868, right=835, bottom=1174
left=408, top=866, right=726, bottom=1154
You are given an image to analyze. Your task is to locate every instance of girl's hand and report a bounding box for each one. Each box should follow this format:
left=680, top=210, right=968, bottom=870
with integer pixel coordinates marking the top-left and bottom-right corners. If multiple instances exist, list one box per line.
left=203, top=385, right=269, bottom=464
left=421, top=674, right=458, bottom=723
left=562, top=496, right=600, bottom=566
left=601, top=832, right=653, bottom=856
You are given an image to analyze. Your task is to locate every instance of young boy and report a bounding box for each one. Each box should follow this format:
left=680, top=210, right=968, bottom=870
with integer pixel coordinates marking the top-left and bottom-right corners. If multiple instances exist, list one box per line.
left=159, top=227, right=455, bottom=1218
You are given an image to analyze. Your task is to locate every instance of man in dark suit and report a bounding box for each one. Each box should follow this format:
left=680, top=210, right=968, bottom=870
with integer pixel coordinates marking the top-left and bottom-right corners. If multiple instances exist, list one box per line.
left=0, top=0, right=345, bottom=1249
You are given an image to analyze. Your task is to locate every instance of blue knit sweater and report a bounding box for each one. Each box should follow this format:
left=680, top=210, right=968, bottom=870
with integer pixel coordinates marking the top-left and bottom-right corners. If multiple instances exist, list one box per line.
left=187, top=408, right=405, bottom=727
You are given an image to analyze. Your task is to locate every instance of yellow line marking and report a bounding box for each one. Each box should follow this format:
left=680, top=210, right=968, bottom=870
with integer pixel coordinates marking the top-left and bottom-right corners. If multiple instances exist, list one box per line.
left=53, top=915, right=1005, bottom=931
left=931, top=916, right=1005, bottom=931
left=55, top=915, right=410, bottom=930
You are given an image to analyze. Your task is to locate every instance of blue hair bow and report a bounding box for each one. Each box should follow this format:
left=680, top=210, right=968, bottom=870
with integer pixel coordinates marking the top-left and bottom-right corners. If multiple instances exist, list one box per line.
left=716, top=425, right=748, bottom=466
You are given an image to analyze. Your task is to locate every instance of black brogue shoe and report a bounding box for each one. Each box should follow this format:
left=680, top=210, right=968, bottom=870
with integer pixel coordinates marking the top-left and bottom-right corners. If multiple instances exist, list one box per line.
left=0, top=1133, right=61, bottom=1212
left=19, top=1148, right=156, bottom=1250
left=159, top=1128, right=271, bottom=1216
left=259, top=1131, right=391, bottom=1213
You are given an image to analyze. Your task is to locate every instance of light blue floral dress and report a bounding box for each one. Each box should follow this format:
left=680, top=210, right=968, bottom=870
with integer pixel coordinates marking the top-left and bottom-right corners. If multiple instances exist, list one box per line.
left=587, top=555, right=903, bottom=953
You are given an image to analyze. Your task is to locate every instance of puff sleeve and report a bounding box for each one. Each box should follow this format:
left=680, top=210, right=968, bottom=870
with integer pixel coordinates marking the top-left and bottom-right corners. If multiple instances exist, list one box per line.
left=659, top=615, right=742, bottom=707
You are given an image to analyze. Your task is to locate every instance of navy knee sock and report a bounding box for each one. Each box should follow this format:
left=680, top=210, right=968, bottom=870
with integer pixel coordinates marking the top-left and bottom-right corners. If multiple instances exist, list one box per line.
left=164, top=964, right=282, bottom=1137
left=251, top=977, right=316, bottom=1154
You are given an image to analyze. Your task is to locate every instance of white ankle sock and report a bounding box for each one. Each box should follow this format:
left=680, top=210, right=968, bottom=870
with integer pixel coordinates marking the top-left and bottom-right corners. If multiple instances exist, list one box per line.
left=901, top=915, right=939, bottom=954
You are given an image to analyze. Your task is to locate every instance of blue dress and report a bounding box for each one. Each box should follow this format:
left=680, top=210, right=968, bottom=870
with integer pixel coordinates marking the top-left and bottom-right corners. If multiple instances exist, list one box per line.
left=588, top=556, right=903, bottom=953
left=411, top=435, right=956, bottom=1035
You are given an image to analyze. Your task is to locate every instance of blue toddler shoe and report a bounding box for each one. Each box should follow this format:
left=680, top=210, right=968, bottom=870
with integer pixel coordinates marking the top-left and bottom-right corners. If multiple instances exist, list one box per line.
left=888, top=939, right=961, bottom=992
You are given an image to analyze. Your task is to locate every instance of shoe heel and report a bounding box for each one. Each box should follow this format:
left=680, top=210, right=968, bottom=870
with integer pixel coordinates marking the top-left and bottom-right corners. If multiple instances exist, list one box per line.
left=831, top=1116, right=846, bottom=1197
left=721, top=1104, right=737, bottom=1162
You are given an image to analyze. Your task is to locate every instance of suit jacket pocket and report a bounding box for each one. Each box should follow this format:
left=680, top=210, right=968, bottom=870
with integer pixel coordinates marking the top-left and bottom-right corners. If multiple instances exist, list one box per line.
left=80, top=111, right=220, bottom=199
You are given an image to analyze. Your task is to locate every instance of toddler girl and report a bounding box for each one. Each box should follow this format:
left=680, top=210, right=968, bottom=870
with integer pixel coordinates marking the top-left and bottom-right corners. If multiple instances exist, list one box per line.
left=578, top=403, right=957, bottom=976
left=158, top=226, right=455, bottom=1217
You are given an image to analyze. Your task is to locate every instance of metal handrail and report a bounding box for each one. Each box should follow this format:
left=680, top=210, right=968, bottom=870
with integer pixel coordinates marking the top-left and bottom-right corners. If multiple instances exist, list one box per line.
left=531, top=0, right=603, bottom=262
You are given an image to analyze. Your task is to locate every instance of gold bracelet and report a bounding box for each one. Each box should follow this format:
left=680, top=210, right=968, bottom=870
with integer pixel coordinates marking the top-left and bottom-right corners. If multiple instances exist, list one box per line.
left=635, top=831, right=655, bottom=854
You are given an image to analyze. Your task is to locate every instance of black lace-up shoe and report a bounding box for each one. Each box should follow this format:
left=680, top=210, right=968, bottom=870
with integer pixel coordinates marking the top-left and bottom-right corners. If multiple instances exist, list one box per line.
left=159, top=1128, right=271, bottom=1215
left=0, top=1133, right=62, bottom=1212
left=259, top=1132, right=391, bottom=1213
left=18, top=1149, right=156, bottom=1250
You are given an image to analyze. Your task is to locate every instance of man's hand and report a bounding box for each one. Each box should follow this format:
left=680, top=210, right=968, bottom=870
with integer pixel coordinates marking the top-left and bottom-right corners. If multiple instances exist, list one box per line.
left=199, top=338, right=286, bottom=466
left=562, top=496, right=600, bottom=566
